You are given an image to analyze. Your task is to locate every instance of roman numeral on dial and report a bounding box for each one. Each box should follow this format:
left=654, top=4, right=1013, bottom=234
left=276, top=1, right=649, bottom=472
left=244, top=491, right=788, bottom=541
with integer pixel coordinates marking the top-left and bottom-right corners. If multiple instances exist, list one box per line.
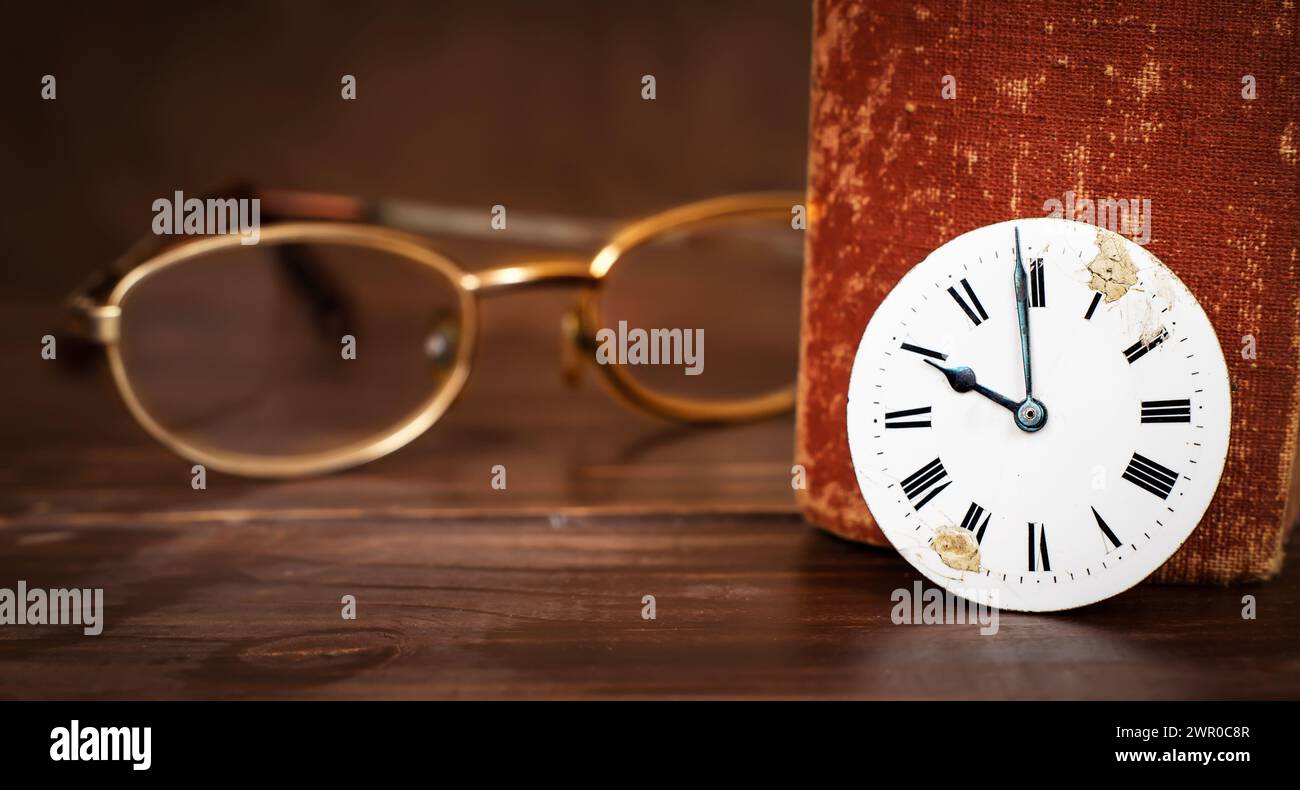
left=1123, top=328, right=1169, bottom=364
left=1028, top=259, right=1046, bottom=307
left=1122, top=452, right=1179, bottom=499
left=947, top=278, right=989, bottom=326
left=1027, top=522, right=1050, bottom=571
left=1091, top=506, right=1122, bottom=550
left=961, top=502, right=991, bottom=543
left=900, top=342, right=947, bottom=361
left=1083, top=291, right=1102, bottom=320
left=884, top=406, right=931, bottom=429
left=1140, top=399, right=1191, bottom=423
left=901, top=457, right=950, bottom=510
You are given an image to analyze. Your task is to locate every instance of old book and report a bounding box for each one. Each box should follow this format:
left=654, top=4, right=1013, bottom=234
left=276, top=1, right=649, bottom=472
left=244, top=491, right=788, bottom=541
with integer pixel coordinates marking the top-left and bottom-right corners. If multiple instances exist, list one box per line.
left=796, top=0, right=1299, bottom=583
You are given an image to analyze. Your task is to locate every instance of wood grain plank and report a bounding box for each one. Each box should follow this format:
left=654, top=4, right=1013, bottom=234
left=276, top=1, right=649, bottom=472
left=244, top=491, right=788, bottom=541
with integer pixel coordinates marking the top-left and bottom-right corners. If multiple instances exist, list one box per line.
left=1, top=514, right=1295, bottom=700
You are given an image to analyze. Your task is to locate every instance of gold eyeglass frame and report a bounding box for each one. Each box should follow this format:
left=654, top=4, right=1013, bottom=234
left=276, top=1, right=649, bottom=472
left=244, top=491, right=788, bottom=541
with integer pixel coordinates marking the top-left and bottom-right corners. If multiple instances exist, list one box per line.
left=63, top=188, right=804, bottom=478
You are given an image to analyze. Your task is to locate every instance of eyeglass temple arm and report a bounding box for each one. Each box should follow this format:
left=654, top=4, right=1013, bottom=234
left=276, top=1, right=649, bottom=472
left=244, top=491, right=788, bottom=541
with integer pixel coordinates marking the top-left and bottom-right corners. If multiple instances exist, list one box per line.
left=58, top=185, right=362, bottom=345
left=252, top=190, right=607, bottom=318
left=256, top=188, right=618, bottom=249
left=251, top=189, right=606, bottom=320
left=65, top=184, right=780, bottom=343
left=59, top=184, right=609, bottom=343
left=59, top=229, right=354, bottom=348
left=55, top=181, right=604, bottom=368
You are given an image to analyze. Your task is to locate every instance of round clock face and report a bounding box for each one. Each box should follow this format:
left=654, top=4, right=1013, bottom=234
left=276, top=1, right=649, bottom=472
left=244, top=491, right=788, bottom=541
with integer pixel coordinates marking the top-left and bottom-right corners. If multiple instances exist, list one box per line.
left=846, top=219, right=1231, bottom=612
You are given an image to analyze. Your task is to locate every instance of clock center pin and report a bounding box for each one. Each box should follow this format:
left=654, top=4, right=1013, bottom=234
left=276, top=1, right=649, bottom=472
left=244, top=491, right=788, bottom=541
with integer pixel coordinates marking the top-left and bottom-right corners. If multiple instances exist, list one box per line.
left=1016, top=398, right=1048, bottom=432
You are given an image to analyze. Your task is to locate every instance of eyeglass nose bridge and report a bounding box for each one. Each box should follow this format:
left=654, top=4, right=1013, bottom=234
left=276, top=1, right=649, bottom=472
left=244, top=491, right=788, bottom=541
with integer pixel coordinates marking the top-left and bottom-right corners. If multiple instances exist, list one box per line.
left=459, top=259, right=600, bottom=389
left=460, top=259, right=595, bottom=296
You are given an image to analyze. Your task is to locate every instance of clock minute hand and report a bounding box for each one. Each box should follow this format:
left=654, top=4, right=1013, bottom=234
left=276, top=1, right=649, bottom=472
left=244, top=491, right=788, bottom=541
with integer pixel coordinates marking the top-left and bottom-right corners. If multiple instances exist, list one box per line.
left=1010, top=227, right=1049, bottom=432
left=1013, top=225, right=1032, bottom=400
left=923, top=358, right=1020, bottom=413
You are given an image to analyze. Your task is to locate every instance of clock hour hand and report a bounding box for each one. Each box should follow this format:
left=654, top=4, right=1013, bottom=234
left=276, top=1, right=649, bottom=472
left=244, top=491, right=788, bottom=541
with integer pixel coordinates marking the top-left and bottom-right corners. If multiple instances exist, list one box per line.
left=923, top=358, right=1020, bottom=413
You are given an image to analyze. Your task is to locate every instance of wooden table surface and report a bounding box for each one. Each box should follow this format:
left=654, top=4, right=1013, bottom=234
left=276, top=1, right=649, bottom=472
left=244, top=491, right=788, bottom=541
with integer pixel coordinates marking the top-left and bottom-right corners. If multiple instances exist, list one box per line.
left=2, top=291, right=1298, bottom=700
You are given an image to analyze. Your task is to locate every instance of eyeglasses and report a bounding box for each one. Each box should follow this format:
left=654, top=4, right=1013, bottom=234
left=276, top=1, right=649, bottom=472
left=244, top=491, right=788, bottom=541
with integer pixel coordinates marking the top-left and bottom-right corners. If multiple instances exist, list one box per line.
left=63, top=187, right=805, bottom=478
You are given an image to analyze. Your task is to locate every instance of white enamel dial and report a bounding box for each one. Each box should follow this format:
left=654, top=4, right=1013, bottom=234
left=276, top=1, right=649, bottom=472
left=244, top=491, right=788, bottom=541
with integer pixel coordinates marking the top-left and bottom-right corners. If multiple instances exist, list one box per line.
left=846, top=219, right=1231, bottom=611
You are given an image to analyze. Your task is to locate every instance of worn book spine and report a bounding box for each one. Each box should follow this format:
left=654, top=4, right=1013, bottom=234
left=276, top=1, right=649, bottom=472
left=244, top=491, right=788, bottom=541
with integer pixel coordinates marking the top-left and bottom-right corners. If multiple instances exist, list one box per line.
left=796, top=0, right=1299, bottom=583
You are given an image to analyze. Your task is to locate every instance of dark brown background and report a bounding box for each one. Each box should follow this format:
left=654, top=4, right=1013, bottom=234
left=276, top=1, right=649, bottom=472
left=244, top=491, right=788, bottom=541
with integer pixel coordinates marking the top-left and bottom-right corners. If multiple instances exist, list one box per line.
left=0, top=2, right=1296, bottom=700
left=1, top=0, right=811, bottom=513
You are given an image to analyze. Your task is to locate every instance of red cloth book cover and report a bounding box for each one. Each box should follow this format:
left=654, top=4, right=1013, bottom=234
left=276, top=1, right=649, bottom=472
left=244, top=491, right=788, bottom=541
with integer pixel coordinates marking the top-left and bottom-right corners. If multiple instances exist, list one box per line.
left=795, top=0, right=1299, bottom=583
